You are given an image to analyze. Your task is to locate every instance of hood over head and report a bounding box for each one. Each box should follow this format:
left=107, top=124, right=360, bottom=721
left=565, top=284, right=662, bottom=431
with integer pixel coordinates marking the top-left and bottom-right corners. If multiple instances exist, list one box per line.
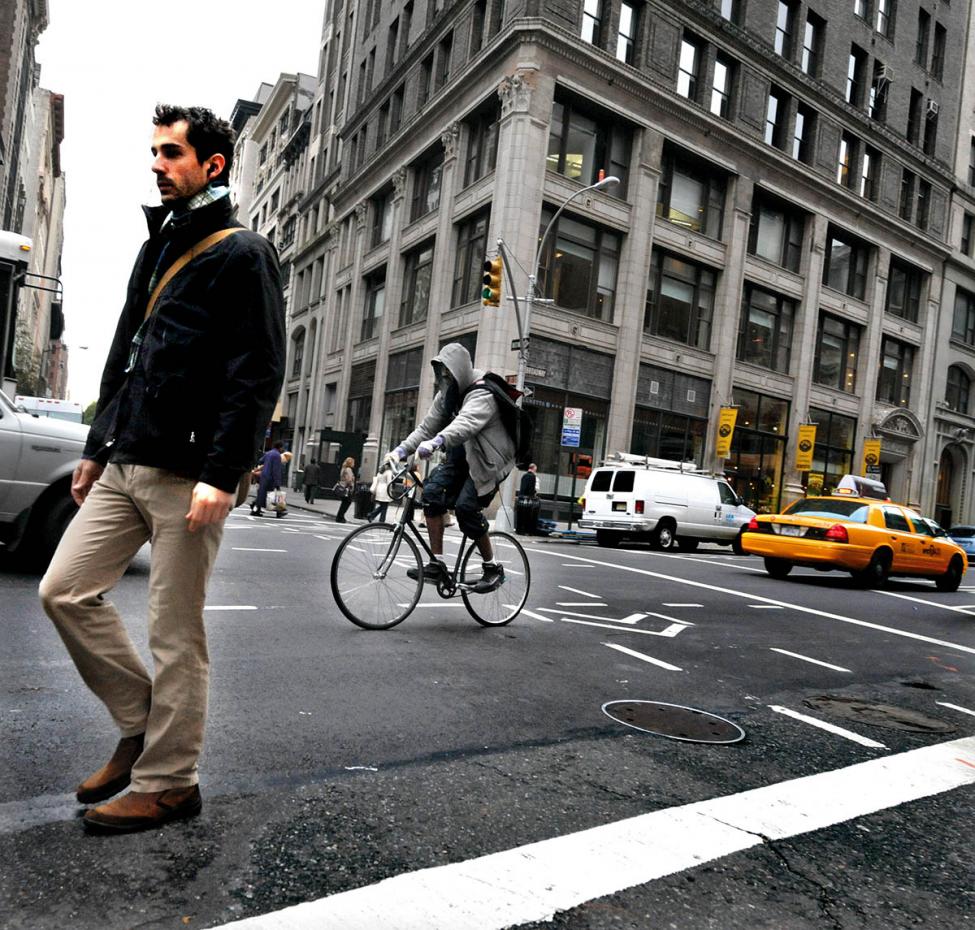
left=432, top=343, right=475, bottom=393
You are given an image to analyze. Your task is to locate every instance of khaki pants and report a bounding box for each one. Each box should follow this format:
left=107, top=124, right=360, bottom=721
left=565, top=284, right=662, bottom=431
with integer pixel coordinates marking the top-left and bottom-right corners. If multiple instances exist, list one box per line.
left=39, top=464, right=224, bottom=791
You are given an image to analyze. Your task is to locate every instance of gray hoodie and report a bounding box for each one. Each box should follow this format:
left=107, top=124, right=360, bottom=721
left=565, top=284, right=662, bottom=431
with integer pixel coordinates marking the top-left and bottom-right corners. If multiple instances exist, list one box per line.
left=400, top=343, right=516, bottom=495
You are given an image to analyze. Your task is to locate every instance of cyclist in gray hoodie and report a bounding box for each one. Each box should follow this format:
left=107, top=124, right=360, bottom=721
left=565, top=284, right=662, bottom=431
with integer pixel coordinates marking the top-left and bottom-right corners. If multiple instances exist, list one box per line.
left=386, top=343, right=515, bottom=593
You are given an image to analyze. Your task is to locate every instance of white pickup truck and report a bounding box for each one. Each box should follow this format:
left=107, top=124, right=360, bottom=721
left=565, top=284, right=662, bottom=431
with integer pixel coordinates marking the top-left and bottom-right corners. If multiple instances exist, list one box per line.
left=0, top=388, right=88, bottom=567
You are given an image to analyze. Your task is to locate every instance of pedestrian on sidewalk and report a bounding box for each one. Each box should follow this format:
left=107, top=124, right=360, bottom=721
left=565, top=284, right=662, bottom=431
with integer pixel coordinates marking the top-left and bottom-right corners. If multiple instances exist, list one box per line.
left=334, top=457, right=356, bottom=523
left=303, top=458, right=321, bottom=504
left=38, top=104, right=285, bottom=833
left=368, top=465, right=393, bottom=522
left=253, top=442, right=284, bottom=516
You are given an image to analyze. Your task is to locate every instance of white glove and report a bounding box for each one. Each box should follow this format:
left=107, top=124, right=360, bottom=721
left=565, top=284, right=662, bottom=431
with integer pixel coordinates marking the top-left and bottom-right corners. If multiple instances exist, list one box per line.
left=417, top=435, right=445, bottom=460
left=384, top=447, right=408, bottom=468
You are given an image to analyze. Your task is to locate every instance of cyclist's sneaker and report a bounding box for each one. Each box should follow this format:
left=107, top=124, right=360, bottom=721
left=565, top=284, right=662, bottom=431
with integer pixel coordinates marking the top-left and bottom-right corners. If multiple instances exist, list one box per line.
left=472, top=561, right=505, bottom=594
left=407, top=560, right=448, bottom=584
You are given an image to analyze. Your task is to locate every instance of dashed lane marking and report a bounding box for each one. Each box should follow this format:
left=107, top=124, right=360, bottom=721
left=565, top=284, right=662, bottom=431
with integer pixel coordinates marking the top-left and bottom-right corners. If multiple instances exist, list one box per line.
left=936, top=701, right=975, bottom=718
left=558, top=585, right=602, bottom=599
left=210, top=736, right=975, bottom=930
left=231, top=548, right=287, bottom=553
left=769, top=705, right=887, bottom=749
left=558, top=617, right=692, bottom=638
left=769, top=648, right=851, bottom=673
left=749, top=605, right=783, bottom=610
left=603, top=642, right=682, bottom=671
left=204, top=606, right=258, bottom=612
left=522, top=547, right=975, bottom=657
left=518, top=608, right=554, bottom=622
left=876, top=590, right=975, bottom=616
left=662, top=603, right=703, bottom=608
left=557, top=602, right=608, bottom=608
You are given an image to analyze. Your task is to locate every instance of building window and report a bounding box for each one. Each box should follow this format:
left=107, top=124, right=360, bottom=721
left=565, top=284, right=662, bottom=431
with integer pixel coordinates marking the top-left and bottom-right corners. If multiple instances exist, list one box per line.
left=886, top=258, right=923, bottom=322
left=581, top=0, right=602, bottom=45
left=860, top=146, right=879, bottom=200
left=907, top=89, right=923, bottom=145
left=617, top=1, right=638, bottom=63
left=387, top=17, right=400, bottom=71
left=801, top=12, right=823, bottom=76
left=748, top=193, right=804, bottom=272
left=765, top=88, right=787, bottom=148
left=677, top=36, right=702, bottom=101
left=915, top=8, right=930, bottom=67
left=923, top=107, right=938, bottom=156
left=631, top=364, right=711, bottom=465
left=390, top=85, right=404, bottom=135
left=727, top=388, right=789, bottom=513
left=946, top=366, right=971, bottom=413
left=869, top=61, right=889, bottom=122
left=837, top=132, right=857, bottom=188
left=793, top=104, right=815, bottom=163
left=877, top=337, right=914, bottom=406
left=435, top=32, right=452, bottom=90
left=656, top=146, right=726, bottom=239
left=537, top=208, right=620, bottom=322
left=932, top=23, right=946, bottom=79
left=546, top=93, right=631, bottom=194
left=451, top=210, right=490, bottom=306
left=376, top=101, right=390, bottom=148
left=719, top=0, right=740, bottom=22
left=469, top=0, right=485, bottom=54
left=875, top=0, right=893, bottom=38
left=774, top=1, right=796, bottom=58
left=916, top=178, right=931, bottom=230
left=805, top=409, right=857, bottom=496
left=814, top=314, right=860, bottom=393
left=410, top=146, right=444, bottom=221
left=962, top=213, right=974, bottom=256
left=854, top=0, right=870, bottom=21
left=952, top=287, right=975, bottom=345
left=464, top=102, right=500, bottom=187
left=361, top=271, right=386, bottom=341
left=710, top=54, right=734, bottom=118
left=400, top=240, right=435, bottom=326
left=371, top=189, right=392, bottom=248
left=291, top=330, right=305, bottom=379
left=381, top=349, right=422, bottom=454
left=644, top=249, right=715, bottom=350
left=824, top=227, right=868, bottom=299
left=969, top=138, right=975, bottom=187
left=737, top=284, right=795, bottom=373
left=346, top=360, right=375, bottom=433
left=418, top=53, right=433, bottom=106
left=899, top=169, right=915, bottom=220
left=847, top=45, right=867, bottom=106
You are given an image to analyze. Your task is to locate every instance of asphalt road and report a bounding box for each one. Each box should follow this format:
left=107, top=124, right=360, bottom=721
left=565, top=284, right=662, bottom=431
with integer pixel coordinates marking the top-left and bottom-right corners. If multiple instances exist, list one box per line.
left=2, top=508, right=974, bottom=929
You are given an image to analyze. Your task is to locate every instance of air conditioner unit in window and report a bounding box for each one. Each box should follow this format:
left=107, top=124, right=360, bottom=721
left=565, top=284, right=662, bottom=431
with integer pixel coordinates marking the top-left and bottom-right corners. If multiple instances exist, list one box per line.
left=926, top=99, right=940, bottom=117
left=876, top=63, right=895, bottom=83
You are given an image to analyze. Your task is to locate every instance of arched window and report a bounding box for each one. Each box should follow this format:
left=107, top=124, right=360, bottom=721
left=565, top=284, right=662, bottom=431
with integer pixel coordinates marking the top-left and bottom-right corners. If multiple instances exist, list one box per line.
left=291, top=330, right=306, bottom=379
left=945, top=365, right=971, bottom=413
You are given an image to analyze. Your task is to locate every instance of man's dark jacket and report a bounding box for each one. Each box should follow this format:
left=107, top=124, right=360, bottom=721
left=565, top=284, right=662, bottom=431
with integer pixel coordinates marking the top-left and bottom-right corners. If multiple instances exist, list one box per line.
left=84, top=194, right=286, bottom=493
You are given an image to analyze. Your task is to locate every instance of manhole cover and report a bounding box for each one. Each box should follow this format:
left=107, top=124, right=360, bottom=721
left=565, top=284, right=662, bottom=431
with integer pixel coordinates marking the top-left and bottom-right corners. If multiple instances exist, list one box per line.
left=803, top=696, right=954, bottom=733
left=602, top=701, right=745, bottom=744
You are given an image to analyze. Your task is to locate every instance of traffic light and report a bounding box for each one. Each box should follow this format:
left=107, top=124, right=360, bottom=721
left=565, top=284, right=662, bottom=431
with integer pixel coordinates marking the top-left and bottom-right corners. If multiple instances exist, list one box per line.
left=482, top=256, right=502, bottom=307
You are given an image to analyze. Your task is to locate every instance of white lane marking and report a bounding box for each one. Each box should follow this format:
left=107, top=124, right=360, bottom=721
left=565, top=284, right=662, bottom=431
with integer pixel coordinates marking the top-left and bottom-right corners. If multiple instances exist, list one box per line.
left=769, top=648, right=851, bottom=673
left=562, top=563, right=596, bottom=567
left=559, top=617, right=690, bottom=638
left=603, top=642, right=682, bottom=671
left=522, top=547, right=975, bottom=656
left=769, top=705, right=887, bottom=749
left=749, top=605, right=783, bottom=610
left=518, top=608, right=554, bottom=623
left=210, top=736, right=975, bottom=930
left=663, top=603, right=703, bottom=608
left=558, top=585, right=602, bottom=599
left=557, top=602, right=609, bottom=607
left=314, top=535, right=340, bottom=542
left=204, top=606, right=258, bottom=612
left=231, top=548, right=287, bottom=553
left=660, top=552, right=769, bottom=574
left=538, top=607, right=640, bottom=624
left=876, top=590, right=975, bottom=615
left=936, top=701, right=975, bottom=718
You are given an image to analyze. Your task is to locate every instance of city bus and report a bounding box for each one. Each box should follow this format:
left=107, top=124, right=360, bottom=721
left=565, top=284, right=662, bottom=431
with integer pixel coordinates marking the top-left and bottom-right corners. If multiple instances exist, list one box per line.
left=14, top=395, right=83, bottom=423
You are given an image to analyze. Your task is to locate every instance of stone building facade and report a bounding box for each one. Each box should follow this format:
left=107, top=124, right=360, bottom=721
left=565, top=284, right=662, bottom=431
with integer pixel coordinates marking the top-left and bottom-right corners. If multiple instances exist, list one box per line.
left=247, top=0, right=975, bottom=519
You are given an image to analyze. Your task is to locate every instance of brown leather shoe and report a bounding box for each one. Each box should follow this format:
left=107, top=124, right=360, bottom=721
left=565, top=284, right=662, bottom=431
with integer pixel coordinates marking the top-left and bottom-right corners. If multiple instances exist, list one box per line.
left=83, top=785, right=202, bottom=833
left=76, top=734, right=145, bottom=804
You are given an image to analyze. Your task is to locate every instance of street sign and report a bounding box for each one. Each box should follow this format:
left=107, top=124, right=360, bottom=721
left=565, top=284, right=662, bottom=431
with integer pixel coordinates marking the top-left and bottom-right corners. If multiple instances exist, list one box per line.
left=525, top=366, right=547, bottom=378
left=562, top=406, right=582, bottom=448
left=511, top=338, right=529, bottom=352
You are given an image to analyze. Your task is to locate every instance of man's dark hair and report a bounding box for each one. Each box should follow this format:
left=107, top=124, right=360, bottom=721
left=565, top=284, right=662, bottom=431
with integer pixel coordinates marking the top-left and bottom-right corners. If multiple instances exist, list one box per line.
left=273, top=441, right=284, bottom=451
left=153, top=104, right=235, bottom=185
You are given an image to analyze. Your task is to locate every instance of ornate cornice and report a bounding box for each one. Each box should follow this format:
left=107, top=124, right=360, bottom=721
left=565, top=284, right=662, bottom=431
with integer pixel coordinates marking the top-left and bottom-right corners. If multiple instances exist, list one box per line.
left=498, top=69, right=537, bottom=117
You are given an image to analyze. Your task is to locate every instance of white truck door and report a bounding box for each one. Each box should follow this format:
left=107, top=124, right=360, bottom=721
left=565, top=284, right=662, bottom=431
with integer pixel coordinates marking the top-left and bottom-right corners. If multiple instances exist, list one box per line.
left=0, top=402, right=23, bottom=518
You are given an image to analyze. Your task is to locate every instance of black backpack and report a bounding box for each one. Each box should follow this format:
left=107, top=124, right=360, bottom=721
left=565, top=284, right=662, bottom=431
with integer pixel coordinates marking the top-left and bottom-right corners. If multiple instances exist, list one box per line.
left=465, top=372, right=534, bottom=470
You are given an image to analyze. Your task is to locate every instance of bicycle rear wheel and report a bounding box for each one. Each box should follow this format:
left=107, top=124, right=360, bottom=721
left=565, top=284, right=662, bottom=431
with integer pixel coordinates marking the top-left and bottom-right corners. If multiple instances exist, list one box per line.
left=460, top=530, right=530, bottom=626
left=331, top=524, right=423, bottom=629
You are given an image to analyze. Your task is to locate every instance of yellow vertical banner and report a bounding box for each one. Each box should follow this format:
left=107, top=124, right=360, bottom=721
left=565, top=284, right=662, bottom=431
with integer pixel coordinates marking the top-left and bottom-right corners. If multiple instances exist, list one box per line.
left=795, top=424, right=817, bottom=471
left=861, top=439, right=882, bottom=477
left=715, top=407, right=738, bottom=458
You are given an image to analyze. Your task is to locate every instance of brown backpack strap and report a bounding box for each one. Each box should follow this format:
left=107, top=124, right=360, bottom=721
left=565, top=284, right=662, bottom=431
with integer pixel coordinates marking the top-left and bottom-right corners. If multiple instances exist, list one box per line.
left=144, top=227, right=243, bottom=321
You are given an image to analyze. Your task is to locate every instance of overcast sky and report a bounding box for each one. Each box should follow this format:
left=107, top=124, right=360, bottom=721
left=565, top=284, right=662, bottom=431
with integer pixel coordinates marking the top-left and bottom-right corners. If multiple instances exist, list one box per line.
left=35, top=0, right=324, bottom=406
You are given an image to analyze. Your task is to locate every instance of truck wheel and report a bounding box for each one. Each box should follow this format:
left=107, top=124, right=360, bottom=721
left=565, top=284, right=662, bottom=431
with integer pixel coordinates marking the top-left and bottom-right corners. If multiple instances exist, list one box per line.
left=732, top=530, right=746, bottom=556
left=20, top=493, right=77, bottom=571
left=676, top=537, right=699, bottom=552
left=650, top=521, right=675, bottom=550
left=596, top=530, right=621, bottom=548
left=935, top=555, right=964, bottom=592
left=764, top=557, right=793, bottom=579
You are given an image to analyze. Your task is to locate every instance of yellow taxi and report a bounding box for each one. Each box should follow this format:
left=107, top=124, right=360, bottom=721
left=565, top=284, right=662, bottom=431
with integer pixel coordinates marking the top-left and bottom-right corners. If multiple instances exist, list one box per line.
left=740, top=475, right=967, bottom=591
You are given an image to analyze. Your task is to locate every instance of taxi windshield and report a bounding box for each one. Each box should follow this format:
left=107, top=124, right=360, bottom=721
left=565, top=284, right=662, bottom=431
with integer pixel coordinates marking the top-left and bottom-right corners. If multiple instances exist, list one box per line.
left=785, top=499, right=870, bottom=522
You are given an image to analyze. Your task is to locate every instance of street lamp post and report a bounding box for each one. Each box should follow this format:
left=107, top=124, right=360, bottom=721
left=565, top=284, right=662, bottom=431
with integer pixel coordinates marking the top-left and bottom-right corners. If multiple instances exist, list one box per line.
left=494, top=174, right=620, bottom=533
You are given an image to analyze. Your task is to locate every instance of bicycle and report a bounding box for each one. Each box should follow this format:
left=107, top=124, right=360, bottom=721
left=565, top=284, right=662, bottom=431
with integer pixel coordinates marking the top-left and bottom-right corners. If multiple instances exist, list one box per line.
left=330, top=462, right=531, bottom=630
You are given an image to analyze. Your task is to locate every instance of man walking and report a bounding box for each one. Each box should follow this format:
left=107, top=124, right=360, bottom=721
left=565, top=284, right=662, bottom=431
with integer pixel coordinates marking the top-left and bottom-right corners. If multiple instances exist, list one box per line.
left=303, top=458, right=321, bottom=504
left=39, top=105, right=285, bottom=833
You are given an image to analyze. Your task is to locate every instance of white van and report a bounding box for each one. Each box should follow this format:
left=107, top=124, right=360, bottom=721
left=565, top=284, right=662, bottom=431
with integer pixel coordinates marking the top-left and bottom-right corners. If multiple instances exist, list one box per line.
left=578, top=454, right=755, bottom=552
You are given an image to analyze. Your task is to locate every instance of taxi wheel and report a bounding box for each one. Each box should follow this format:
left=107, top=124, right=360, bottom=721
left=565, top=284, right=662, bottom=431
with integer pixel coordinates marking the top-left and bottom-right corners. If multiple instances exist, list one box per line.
left=852, top=550, right=891, bottom=588
left=935, top=556, right=964, bottom=593
left=764, top=557, right=793, bottom=579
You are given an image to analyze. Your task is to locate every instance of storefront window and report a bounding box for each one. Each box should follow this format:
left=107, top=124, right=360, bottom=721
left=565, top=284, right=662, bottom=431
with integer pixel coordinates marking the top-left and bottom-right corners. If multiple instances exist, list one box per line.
left=804, top=408, right=856, bottom=495
left=725, top=388, right=788, bottom=513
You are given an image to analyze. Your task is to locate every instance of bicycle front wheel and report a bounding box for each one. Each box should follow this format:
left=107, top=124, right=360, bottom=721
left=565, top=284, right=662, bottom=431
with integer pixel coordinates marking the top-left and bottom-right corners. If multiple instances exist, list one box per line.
left=461, top=530, right=531, bottom=627
left=330, top=524, right=423, bottom=630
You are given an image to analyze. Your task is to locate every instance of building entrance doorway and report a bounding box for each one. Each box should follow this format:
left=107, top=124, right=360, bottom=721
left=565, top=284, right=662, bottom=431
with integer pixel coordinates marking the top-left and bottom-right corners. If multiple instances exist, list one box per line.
left=935, top=447, right=955, bottom=528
